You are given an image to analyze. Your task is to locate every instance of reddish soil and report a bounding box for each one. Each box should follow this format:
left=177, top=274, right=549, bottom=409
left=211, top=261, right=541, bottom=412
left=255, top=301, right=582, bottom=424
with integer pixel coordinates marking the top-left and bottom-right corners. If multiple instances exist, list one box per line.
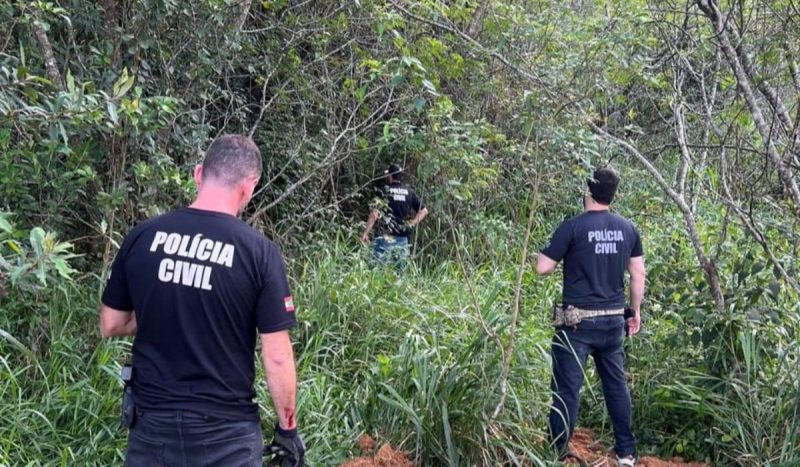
left=341, top=435, right=414, bottom=467
left=565, top=429, right=710, bottom=467
left=342, top=430, right=709, bottom=467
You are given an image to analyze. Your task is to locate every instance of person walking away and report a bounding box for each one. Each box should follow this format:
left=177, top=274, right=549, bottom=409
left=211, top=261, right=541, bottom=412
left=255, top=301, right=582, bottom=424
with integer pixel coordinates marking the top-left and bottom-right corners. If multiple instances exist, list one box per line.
left=99, top=135, right=305, bottom=466
left=535, top=167, right=645, bottom=466
left=360, top=164, right=428, bottom=270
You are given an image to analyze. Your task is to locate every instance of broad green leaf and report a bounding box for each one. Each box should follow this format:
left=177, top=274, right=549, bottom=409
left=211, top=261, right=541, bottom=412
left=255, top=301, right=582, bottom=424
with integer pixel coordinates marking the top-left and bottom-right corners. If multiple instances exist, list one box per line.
left=29, top=227, right=46, bottom=257
left=0, top=214, right=12, bottom=234
left=107, top=100, right=118, bottom=124
left=53, top=258, right=75, bottom=279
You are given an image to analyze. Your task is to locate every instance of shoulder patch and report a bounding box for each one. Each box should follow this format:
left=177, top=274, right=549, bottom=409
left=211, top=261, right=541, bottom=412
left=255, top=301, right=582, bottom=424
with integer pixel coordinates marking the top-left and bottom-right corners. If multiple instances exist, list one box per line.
left=284, top=296, right=295, bottom=313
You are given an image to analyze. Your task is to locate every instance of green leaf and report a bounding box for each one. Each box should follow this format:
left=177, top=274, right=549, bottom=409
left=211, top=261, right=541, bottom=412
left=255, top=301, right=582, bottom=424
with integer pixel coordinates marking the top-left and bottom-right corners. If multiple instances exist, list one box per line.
left=768, top=280, right=780, bottom=297
left=389, top=74, right=404, bottom=87
left=0, top=328, right=35, bottom=359
left=421, top=79, right=439, bottom=95
left=107, top=101, right=119, bottom=124
left=36, top=262, right=46, bottom=285
left=118, top=74, right=135, bottom=98
left=66, top=69, right=75, bottom=94
left=52, top=258, right=75, bottom=279
left=10, top=264, right=30, bottom=285
left=0, top=214, right=12, bottom=234
left=7, top=239, right=21, bottom=254
left=29, top=227, right=46, bottom=257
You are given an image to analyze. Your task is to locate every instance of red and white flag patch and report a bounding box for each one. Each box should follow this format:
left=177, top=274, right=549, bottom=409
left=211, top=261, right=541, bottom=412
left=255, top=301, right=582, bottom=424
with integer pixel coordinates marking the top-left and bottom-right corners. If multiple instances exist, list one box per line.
left=284, top=296, right=295, bottom=312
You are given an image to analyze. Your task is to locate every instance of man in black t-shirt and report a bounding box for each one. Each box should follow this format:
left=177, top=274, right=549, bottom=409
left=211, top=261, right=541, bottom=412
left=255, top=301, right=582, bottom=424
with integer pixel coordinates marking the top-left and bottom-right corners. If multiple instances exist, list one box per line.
left=99, top=135, right=305, bottom=466
left=360, top=164, right=428, bottom=270
left=536, top=168, right=645, bottom=466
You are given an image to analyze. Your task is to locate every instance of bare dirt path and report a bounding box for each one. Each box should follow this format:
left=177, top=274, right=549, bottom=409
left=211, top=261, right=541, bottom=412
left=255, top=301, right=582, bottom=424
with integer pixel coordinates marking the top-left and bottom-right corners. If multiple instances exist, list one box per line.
left=340, top=435, right=414, bottom=467
left=565, top=429, right=710, bottom=467
left=340, top=431, right=711, bottom=466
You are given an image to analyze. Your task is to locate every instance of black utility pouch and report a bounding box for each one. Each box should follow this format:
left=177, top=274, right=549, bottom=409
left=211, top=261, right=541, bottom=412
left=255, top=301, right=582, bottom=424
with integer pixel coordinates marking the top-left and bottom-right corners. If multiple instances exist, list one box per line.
left=121, top=364, right=136, bottom=429
left=552, top=304, right=581, bottom=328
left=551, top=303, right=561, bottom=326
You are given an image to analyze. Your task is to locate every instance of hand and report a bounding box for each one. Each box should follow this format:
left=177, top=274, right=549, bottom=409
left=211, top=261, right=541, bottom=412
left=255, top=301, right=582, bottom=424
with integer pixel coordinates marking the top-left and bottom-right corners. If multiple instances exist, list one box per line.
left=267, top=425, right=305, bottom=467
left=360, top=233, right=370, bottom=244
left=626, top=309, right=641, bottom=336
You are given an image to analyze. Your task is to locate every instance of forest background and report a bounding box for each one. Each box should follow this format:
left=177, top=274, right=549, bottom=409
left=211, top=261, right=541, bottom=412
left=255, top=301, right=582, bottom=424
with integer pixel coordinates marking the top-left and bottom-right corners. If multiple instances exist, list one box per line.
left=1, top=0, right=799, bottom=465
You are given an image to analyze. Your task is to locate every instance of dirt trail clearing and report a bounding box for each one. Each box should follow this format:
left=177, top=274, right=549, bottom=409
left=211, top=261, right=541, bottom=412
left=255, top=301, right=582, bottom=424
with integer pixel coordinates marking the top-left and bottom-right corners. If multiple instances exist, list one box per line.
left=340, top=435, right=414, bottom=467
left=566, top=429, right=710, bottom=467
left=341, top=431, right=710, bottom=466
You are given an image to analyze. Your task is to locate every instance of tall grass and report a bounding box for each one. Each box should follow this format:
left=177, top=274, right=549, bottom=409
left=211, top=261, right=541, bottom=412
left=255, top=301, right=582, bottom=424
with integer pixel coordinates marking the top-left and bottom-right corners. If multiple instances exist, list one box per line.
left=660, top=330, right=800, bottom=466
left=283, top=243, right=555, bottom=465
left=1, top=239, right=798, bottom=465
left=0, top=285, right=126, bottom=465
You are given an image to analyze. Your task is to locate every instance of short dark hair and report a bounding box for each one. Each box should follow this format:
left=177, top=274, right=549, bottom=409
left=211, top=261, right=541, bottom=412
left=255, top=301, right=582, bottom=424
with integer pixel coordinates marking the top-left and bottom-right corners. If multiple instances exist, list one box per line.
left=587, top=167, right=620, bottom=205
left=384, top=163, right=404, bottom=182
left=202, top=135, right=262, bottom=186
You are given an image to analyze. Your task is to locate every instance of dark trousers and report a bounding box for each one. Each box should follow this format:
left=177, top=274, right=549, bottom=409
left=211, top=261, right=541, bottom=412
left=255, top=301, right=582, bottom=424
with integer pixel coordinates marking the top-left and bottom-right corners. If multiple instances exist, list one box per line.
left=125, top=410, right=263, bottom=467
left=548, top=316, right=636, bottom=458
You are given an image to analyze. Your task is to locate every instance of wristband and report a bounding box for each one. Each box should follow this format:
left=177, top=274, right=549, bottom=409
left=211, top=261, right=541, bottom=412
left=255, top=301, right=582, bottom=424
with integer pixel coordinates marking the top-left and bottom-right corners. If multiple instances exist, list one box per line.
left=276, top=425, right=298, bottom=438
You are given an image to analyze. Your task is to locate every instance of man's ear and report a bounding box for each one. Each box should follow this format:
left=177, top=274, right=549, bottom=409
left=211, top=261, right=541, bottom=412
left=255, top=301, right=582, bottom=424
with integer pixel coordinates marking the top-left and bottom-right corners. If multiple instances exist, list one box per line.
left=193, top=165, right=204, bottom=188
left=240, top=175, right=259, bottom=204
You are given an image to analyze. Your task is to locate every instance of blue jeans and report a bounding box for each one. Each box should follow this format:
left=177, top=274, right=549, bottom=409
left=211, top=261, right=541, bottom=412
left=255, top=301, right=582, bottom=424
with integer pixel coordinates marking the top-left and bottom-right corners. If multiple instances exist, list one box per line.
left=373, top=235, right=409, bottom=271
left=125, top=410, right=263, bottom=467
left=549, top=316, right=636, bottom=458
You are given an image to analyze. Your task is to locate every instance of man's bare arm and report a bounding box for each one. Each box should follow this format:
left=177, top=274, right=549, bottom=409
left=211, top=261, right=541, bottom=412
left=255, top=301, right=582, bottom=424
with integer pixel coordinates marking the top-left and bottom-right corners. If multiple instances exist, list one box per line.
left=360, top=209, right=379, bottom=244
left=535, top=252, right=558, bottom=275
left=409, top=207, right=429, bottom=227
left=99, top=305, right=137, bottom=337
left=261, top=330, right=297, bottom=429
left=627, top=256, right=646, bottom=336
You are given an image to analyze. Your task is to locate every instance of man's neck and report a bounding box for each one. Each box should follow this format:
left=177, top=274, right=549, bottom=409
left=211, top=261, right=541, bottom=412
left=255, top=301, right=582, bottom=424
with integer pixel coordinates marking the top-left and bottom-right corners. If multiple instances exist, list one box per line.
left=584, top=199, right=611, bottom=212
left=190, top=187, right=240, bottom=217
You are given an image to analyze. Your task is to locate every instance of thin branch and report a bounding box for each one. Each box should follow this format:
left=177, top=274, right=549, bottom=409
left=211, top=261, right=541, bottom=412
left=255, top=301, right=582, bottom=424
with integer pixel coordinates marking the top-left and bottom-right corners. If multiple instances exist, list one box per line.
left=492, top=176, right=540, bottom=419
left=388, top=0, right=546, bottom=88
left=584, top=108, right=726, bottom=313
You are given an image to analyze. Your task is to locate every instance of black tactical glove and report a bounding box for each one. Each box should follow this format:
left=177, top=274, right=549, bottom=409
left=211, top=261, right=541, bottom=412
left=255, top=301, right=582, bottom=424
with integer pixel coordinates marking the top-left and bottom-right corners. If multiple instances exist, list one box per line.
left=624, top=307, right=635, bottom=336
left=266, top=425, right=305, bottom=467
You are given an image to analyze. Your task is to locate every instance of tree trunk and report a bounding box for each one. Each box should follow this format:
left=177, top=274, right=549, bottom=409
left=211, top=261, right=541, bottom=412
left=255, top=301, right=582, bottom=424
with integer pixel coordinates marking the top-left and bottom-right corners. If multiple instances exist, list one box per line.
left=467, top=0, right=490, bottom=37
left=99, top=0, right=117, bottom=36
left=32, top=20, right=63, bottom=89
left=231, top=0, right=252, bottom=33
left=727, top=28, right=795, bottom=138
left=697, top=0, right=800, bottom=219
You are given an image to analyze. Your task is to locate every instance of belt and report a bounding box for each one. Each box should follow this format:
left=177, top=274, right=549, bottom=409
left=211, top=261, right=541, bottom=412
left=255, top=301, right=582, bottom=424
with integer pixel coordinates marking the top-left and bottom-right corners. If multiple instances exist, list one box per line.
left=552, top=305, right=624, bottom=327
left=381, top=234, right=408, bottom=242
left=573, top=307, right=624, bottom=318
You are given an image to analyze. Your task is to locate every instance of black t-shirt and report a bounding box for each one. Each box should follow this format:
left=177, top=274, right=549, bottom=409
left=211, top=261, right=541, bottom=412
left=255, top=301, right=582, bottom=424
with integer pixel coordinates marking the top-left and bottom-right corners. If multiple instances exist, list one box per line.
left=102, top=208, right=296, bottom=421
left=541, top=210, right=643, bottom=309
left=374, top=182, right=424, bottom=237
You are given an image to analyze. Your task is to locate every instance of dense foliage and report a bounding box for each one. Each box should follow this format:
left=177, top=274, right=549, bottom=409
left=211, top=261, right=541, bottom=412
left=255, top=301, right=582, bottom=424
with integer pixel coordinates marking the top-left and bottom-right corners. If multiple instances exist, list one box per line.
left=1, top=0, right=798, bottom=465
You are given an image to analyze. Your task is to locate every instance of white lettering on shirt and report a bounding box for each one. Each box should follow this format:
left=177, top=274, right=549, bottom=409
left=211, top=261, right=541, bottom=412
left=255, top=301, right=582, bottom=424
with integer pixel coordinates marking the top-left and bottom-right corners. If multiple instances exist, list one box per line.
left=389, top=187, right=409, bottom=202
left=163, top=233, right=182, bottom=255
left=150, top=232, right=235, bottom=291
left=588, top=229, right=624, bottom=255
left=150, top=231, right=168, bottom=251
